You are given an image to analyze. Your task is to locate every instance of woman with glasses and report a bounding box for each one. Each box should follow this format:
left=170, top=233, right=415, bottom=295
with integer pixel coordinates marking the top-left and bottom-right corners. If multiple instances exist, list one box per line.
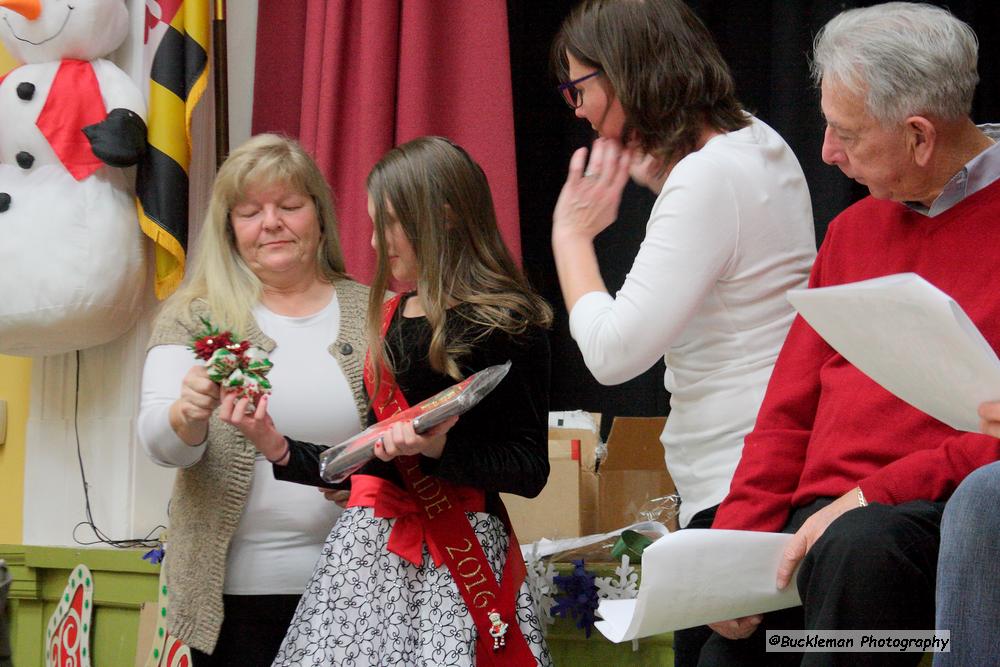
left=551, top=2, right=816, bottom=664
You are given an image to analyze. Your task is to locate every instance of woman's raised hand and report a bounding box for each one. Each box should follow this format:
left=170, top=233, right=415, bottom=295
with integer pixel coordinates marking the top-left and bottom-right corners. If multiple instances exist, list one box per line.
left=552, top=138, right=633, bottom=244
left=169, top=365, right=222, bottom=445
left=218, top=392, right=288, bottom=463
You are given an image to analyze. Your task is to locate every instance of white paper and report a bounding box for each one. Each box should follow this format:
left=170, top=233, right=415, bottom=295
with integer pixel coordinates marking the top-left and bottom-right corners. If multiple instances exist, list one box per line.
left=787, top=273, right=1000, bottom=432
left=594, top=529, right=800, bottom=642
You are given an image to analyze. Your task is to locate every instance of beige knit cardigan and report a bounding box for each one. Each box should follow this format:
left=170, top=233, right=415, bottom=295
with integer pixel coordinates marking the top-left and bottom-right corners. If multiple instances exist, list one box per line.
left=146, top=278, right=369, bottom=654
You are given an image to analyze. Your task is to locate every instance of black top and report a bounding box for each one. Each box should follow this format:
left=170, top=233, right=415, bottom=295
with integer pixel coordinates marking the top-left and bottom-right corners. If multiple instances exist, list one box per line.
left=276, top=295, right=551, bottom=513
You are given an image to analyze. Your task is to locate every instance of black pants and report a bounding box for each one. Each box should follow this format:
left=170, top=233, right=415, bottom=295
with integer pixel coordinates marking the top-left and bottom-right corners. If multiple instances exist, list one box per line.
left=190, top=593, right=301, bottom=667
left=697, top=498, right=943, bottom=667
left=673, top=503, right=720, bottom=667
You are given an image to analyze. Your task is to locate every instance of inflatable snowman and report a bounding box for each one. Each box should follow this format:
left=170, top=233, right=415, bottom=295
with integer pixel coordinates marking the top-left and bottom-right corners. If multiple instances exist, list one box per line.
left=0, top=0, right=147, bottom=356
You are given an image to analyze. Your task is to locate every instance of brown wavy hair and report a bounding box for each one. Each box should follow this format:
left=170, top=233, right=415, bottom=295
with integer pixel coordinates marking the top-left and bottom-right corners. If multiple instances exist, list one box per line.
left=552, top=0, right=748, bottom=162
left=366, top=136, right=552, bottom=386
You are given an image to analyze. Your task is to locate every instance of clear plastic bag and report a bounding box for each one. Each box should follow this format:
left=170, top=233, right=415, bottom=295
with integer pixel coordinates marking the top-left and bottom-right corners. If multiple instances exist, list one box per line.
left=319, top=361, right=512, bottom=483
left=521, top=494, right=680, bottom=563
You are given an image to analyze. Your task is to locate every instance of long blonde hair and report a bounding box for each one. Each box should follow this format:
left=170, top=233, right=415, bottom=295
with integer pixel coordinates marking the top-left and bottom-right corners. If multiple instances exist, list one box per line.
left=366, top=136, right=552, bottom=384
left=160, top=134, right=347, bottom=335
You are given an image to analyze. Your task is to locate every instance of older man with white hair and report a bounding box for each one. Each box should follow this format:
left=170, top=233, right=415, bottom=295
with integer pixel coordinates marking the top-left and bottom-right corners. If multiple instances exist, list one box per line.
left=700, top=3, right=1000, bottom=666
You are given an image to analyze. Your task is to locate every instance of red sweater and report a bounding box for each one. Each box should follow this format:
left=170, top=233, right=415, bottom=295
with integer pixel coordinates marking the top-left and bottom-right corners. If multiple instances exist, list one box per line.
left=714, top=179, right=1000, bottom=532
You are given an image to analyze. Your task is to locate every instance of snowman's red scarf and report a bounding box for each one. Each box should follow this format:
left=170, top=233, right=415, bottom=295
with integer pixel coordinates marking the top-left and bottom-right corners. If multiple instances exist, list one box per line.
left=35, top=59, right=106, bottom=181
left=363, top=293, right=536, bottom=666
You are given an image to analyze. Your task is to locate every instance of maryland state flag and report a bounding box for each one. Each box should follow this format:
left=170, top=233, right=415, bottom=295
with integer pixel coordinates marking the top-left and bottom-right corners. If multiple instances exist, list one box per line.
left=137, top=0, right=210, bottom=299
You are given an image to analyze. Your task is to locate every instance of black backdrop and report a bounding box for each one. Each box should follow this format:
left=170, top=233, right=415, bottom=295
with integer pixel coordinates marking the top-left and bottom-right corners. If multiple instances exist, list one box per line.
left=507, top=0, right=1000, bottom=438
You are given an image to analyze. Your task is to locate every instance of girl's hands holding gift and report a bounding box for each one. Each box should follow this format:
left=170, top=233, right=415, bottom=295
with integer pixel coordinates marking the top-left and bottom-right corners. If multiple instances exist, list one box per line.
left=373, top=416, right=460, bottom=462
left=320, top=488, right=351, bottom=506
left=218, top=391, right=289, bottom=464
left=169, top=365, right=222, bottom=445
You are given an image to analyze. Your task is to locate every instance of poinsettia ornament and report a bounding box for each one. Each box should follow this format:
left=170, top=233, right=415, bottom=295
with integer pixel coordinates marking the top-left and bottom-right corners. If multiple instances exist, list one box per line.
left=205, top=347, right=241, bottom=383
left=189, top=317, right=272, bottom=402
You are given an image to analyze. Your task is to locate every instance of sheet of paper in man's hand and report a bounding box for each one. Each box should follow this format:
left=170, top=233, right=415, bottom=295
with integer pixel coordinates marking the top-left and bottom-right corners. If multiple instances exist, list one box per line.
left=787, top=272, right=1000, bottom=432
left=594, top=529, right=800, bottom=643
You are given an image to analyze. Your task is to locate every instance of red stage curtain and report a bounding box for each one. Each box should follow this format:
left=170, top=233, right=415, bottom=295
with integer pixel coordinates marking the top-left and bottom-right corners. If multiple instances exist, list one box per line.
left=252, top=0, right=521, bottom=283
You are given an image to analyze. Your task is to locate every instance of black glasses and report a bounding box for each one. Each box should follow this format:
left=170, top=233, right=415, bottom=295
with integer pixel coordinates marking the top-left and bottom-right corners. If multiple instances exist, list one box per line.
left=556, top=70, right=602, bottom=109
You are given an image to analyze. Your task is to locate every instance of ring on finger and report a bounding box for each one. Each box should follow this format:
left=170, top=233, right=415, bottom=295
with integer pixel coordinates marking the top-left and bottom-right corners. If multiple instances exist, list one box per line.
left=584, top=170, right=601, bottom=178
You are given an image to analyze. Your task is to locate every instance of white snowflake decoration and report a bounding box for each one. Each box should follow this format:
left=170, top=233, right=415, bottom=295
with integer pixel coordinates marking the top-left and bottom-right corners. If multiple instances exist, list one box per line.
left=524, top=546, right=557, bottom=633
left=595, top=554, right=639, bottom=601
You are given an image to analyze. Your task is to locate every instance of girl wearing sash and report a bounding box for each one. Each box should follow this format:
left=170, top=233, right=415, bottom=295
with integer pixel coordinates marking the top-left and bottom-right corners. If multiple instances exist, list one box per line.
left=222, top=136, right=554, bottom=666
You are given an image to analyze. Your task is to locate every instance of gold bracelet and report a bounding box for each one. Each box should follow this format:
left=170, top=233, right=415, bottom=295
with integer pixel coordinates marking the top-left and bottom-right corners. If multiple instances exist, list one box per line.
left=857, top=487, right=868, bottom=507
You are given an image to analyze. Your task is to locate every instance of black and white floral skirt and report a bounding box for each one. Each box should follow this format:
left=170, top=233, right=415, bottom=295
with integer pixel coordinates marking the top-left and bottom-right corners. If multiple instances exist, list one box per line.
left=273, top=506, right=552, bottom=666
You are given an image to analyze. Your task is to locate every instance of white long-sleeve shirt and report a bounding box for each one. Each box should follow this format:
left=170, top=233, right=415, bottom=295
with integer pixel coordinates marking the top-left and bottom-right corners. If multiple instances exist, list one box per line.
left=139, top=295, right=362, bottom=594
left=570, top=116, right=816, bottom=527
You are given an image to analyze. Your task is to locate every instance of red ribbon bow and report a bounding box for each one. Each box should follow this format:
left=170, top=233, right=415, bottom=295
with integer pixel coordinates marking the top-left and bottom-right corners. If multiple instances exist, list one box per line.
left=348, top=474, right=485, bottom=567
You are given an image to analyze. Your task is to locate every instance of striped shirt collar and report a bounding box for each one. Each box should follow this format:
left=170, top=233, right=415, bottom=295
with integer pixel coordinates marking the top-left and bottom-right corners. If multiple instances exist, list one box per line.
left=905, top=123, right=1000, bottom=216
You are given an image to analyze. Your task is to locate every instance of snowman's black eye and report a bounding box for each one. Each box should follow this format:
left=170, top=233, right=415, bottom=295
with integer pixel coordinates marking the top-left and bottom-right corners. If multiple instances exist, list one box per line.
left=16, top=82, right=35, bottom=101
left=16, top=152, right=34, bottom=170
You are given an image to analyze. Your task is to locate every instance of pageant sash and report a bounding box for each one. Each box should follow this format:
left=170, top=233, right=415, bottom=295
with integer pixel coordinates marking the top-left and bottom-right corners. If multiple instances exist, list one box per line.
left=348, top=474, right=486, bottom=567
left=364, top=294, right=535, bottom=666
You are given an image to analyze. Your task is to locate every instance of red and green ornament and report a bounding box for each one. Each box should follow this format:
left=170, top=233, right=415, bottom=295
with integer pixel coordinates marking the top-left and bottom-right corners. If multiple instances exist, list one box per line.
left=189, top=317, right=273, bottom=401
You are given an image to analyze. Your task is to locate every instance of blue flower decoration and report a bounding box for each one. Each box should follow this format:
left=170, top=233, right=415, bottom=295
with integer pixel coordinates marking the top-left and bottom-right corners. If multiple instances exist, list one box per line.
left=142, top=545, right=165, bottom=565
left=551, top=559, right=599, bottom=638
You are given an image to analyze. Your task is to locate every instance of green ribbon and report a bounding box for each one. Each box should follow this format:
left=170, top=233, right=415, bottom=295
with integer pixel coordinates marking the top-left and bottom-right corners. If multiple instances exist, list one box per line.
left=611, top=529, right=654, bottom=563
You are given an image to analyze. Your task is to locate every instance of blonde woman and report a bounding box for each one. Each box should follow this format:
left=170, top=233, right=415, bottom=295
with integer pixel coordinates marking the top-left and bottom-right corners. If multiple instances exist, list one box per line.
left=138, top=134, right=369, bottom=666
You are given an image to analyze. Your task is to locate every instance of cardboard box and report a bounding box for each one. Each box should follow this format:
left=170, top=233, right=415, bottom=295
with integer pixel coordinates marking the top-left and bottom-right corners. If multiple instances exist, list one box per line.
left=502, top=439, right=583, bottom=543
left=546, top=411, right=603, bottom=473
left=583, top=416, right=676, bottom=534
left=502, top=414, right=677, bottom=543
